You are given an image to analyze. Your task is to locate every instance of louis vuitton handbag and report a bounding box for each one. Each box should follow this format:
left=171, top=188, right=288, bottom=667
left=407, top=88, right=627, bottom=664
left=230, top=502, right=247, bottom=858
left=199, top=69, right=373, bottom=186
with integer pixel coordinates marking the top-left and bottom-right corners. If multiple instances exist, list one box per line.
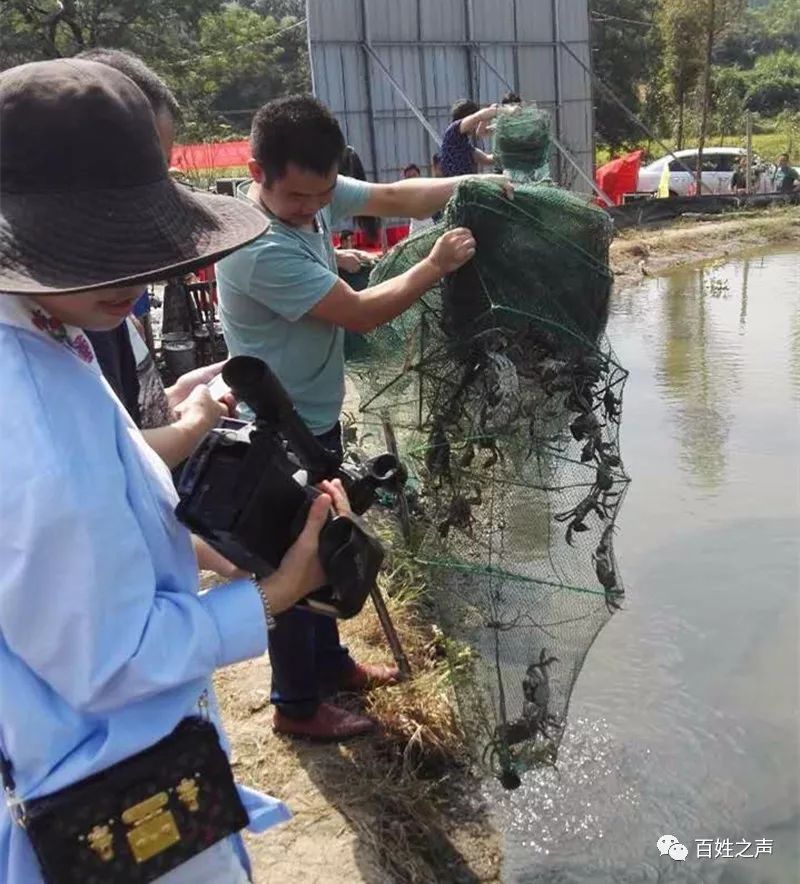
left=1, top=716, right=248, bottom=884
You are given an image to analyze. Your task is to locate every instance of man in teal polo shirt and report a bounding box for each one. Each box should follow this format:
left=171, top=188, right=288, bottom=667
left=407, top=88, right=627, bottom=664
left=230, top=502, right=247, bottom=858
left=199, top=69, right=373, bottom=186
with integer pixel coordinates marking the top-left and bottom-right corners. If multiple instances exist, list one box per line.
left=217, top=95, right=507, bottom=741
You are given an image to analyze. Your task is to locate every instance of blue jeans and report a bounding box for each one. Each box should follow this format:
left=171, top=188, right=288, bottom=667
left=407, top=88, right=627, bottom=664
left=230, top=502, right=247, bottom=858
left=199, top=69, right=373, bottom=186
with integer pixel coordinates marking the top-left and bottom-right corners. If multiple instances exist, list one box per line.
left=269, top=423, right=354, bottom=718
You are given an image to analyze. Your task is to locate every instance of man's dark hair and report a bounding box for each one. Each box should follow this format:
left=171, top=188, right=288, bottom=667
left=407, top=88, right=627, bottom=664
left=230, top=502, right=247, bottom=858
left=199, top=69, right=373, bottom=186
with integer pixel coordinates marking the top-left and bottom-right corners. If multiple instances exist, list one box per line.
left=76, top=48, right=180, bottom=120
left=403, top=163, right=421, bottom=176
left=451, top=99, right=479, bottom=122
left=251, top=95, right=345, bottom=182
left=339, top=228, right=354, bottom=239
left=501, top=91, right=521, bottom=105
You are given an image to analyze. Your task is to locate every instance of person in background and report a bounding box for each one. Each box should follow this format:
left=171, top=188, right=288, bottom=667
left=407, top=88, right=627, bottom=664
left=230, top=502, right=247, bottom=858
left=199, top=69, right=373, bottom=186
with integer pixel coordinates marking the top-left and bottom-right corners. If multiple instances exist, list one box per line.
left=0, top=57, right=340, bottom=884
left=339, top=229, right=355, bottom=250
left=75, top=48, right=241, bottom=583
left=773, top=153, right=799, bottom=194
left=501, top=90, right=522, bottom=105
left=132, top=285, right=155, bottom=351
left=75, top=48, right=228, bottom=464
left=439, top=99, right=499, bottom=177
left=730, top=156, right=749, bottom=195
left=402, top=164, right=436, bottom=233
left=217, top=95, right=509, bottom=741
left=431, top=153, right=443, bottom=177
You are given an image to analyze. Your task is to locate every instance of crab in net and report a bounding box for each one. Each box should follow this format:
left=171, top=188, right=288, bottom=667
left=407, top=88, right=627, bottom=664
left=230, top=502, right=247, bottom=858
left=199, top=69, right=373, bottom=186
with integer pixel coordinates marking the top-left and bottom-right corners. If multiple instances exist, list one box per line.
left=351, top=174, right=631, bottom=789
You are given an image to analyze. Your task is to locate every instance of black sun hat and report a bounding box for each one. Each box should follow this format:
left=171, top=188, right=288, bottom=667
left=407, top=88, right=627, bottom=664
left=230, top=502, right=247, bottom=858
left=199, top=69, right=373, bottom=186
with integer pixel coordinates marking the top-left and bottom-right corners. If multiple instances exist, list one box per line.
left=0, top=58, right=266, bottom=295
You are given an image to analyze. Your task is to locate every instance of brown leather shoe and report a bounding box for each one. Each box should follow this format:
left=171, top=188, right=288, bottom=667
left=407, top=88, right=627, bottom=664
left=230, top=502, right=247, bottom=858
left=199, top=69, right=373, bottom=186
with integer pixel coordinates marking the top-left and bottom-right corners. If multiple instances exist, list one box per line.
left=273, top=703, right=374, bottom=742
left=339, top=662, right=400, bottom=693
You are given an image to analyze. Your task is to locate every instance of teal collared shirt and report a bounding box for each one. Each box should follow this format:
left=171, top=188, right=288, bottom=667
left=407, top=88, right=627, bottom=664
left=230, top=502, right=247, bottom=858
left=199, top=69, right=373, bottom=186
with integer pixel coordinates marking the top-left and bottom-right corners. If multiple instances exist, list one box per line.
left=216, top=176, right=371, bottom=434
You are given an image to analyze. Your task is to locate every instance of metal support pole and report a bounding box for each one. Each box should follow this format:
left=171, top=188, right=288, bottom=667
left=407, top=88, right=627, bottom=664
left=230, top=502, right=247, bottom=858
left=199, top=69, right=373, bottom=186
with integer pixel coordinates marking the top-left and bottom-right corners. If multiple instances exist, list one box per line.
left=551, top=0, right=564, bottom=183
left=557, top=40, right=706, bottom=190
left=361, top=41, right=442, bottom=146
left=746, top=112, right=753, bottom=195
left=465, top=0, right=478, bottom=99
left=550, top=132, right=614, bottom=206
left=511, top=0, right=521, bottom=94
left=359, top=0, right=384, bottom=179
left=415, top=0, right=434, bottom=166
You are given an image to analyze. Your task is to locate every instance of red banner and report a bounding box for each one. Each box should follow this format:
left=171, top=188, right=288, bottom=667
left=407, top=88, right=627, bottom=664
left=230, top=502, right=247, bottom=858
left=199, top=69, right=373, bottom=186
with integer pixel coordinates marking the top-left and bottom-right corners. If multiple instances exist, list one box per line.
left=170, top=139, right=251, bottom=172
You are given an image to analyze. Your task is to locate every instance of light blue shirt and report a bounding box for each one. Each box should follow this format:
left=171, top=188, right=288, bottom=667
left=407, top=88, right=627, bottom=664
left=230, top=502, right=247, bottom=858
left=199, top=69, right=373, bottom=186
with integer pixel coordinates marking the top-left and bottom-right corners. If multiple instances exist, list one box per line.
left=0, top=299, right=290, bottom=883
left=216, top=176, right=371, bottom=434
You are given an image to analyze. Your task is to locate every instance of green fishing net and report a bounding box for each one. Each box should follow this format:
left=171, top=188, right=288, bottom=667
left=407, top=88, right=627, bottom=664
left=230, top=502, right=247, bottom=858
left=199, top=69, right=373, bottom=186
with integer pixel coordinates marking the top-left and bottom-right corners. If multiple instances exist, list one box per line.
left=492, top=104, right=553, bottom=184
left=347, top=147, right=627, bottom=790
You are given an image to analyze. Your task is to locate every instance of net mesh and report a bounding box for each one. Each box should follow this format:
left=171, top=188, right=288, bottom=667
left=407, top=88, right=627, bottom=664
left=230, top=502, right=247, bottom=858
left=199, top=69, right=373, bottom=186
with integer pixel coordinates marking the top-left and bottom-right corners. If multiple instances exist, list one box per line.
left=347, top=128, right=628, bottom=789
left=492, top=104, right=554, bottom=184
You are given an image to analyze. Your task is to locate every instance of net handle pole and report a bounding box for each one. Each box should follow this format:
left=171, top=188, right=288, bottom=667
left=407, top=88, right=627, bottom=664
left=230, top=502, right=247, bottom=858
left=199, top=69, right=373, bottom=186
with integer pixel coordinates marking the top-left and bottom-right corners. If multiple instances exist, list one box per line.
left=469, top=43, right=615, bottom=207
left=373, top=413, right=413, bottom=681
left=381, top=412, right=413, bottom=546
left=370, top=584, right=412, bottom=681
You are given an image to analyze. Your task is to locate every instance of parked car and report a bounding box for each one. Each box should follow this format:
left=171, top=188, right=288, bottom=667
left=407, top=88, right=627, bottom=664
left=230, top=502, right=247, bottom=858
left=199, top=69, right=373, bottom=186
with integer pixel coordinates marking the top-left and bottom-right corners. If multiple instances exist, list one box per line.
left=637, top=147, right=769, bottom=196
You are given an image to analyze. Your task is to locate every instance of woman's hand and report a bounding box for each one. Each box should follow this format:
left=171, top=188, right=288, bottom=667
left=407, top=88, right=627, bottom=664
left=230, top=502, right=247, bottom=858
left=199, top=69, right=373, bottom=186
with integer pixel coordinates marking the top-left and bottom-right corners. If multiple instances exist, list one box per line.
left=173, top=384, right=229, bottom=438
left=167, top=360, right=228, bottom=411
left=318, top=478, right=352, bottom=518
left=259, top=492, right=332, bottom=615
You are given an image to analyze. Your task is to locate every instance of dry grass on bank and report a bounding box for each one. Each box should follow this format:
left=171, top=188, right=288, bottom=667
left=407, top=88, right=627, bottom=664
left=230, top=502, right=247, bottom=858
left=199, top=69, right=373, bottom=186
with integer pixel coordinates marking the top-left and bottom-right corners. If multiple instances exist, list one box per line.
left=212, top=538, right=501, bottom=884
left=611, top=204, right=800, bottom=287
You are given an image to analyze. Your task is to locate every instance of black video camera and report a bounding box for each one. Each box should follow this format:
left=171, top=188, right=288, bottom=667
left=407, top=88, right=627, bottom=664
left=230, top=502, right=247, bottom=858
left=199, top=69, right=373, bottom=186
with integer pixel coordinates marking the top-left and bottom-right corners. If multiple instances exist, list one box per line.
left=175, top=356, right=405, bottom=619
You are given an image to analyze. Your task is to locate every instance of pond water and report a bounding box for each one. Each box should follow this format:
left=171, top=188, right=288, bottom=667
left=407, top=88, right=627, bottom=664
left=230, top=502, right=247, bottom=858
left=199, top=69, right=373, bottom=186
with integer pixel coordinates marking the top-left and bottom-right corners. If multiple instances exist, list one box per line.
left=495, top=251, right=800, bottom=884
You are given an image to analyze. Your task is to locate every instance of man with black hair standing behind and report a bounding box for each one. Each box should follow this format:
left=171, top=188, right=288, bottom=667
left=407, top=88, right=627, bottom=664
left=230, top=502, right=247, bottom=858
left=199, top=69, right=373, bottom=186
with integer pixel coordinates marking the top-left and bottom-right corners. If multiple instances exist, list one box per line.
left=217, top=94, right=509, bottom=741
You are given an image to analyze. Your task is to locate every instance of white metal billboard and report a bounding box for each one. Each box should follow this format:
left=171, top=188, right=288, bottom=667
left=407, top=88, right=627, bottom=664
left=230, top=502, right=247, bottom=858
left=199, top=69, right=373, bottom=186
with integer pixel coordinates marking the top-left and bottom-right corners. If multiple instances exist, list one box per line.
left=307, top=0, right=594, bottom=189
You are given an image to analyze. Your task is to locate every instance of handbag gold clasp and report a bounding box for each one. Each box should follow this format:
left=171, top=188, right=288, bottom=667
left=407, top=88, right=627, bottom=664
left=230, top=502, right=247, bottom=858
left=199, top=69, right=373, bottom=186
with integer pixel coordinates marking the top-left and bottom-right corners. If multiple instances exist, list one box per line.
left=176, top=777, right=200, bottom=812
left=87, top=824, right=115, bottom=862
left=122, top=792, right=181, bottom=863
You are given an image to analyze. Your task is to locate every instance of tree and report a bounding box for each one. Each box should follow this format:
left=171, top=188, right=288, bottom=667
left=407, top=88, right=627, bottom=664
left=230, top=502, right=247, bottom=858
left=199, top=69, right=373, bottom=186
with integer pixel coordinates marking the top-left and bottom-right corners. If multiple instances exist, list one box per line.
left=168, top=5, right=295, bottom=139
left=695, top=0, right=746, bottom=192
left=655, top=0, right=705, bottom=149
left=0, top=0, right=311, bottom=142
left=0, top=0, right=219, bottom=64
left=712, top=65, right=747, bottom=142
left=744, top=50, right=800, bottom=115
left=590, top=0, right=659, bottom=149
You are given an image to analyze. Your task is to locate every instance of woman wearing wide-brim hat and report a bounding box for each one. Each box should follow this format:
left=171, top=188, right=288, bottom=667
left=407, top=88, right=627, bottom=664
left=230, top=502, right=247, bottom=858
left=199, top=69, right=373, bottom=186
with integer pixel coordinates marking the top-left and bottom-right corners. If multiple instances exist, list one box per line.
left=0, top=58, right=341, bottom=884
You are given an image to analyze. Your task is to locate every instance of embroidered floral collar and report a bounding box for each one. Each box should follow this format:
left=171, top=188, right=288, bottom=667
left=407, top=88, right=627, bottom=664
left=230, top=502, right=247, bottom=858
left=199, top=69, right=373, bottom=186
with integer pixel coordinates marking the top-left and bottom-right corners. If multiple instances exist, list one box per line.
left=29, top=307, right=95, bottom=364
left=0, top=295, right=97, bottom=368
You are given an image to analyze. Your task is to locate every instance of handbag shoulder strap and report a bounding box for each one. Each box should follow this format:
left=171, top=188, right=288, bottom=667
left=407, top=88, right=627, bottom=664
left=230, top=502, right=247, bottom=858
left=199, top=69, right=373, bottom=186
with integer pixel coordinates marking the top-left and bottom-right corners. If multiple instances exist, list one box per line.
left=0, top=743, right=16, bottom=796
